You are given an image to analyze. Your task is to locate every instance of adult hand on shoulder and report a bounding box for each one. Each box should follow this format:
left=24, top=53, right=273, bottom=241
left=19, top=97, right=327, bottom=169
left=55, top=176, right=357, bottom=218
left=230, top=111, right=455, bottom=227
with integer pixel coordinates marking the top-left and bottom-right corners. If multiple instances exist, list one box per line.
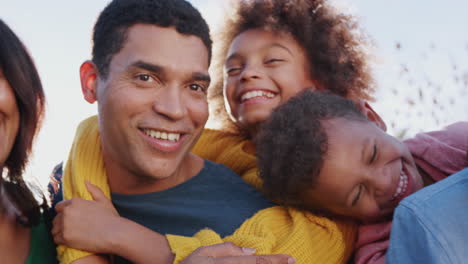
left=181, top=242, right=296, bottom=264
left=52, top=182, right=120, bottom=254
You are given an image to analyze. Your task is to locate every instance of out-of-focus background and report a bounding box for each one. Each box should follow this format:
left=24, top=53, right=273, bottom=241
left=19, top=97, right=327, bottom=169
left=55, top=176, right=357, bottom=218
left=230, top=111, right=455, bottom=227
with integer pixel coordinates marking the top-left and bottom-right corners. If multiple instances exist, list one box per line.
left=1, top=0, right=467, bottom=186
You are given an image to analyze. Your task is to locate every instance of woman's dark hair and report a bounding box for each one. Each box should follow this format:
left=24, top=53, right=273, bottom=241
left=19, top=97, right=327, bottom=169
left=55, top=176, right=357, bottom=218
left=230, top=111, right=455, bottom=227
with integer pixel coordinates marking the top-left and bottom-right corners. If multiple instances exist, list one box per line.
left=208, top=0, right=375, bottom=133
left=256, top=90, right=366, bottom=209
left=0, top=19, right=46, bottom=226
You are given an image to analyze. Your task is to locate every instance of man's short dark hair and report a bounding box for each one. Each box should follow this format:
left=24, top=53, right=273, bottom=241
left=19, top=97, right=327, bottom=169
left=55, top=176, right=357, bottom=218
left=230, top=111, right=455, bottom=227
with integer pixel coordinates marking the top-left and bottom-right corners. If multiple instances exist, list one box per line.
left=92, top=0, right=212, bottom=78
left=256, top=90, right=367, bottom=209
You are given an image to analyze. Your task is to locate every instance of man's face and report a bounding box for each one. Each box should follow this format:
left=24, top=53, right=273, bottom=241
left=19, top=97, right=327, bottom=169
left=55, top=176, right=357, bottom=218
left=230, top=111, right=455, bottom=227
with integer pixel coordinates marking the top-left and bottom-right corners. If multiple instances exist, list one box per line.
left=303, top=117, right=424, bottom=222
left=94, top=24, right=210, bottom=188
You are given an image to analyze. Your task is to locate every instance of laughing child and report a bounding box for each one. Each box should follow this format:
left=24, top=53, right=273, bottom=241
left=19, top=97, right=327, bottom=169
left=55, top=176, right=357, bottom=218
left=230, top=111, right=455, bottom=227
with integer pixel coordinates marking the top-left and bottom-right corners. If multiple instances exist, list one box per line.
left=256, top=90, right=468, bottom=264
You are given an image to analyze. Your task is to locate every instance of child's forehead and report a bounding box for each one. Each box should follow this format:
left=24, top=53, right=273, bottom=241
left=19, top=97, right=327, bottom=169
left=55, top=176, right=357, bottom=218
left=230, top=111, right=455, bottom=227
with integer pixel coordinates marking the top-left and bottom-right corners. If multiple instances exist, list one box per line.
left=322, top=117, right=368, bottom=131
left=322, top=118, right=377, bottom=146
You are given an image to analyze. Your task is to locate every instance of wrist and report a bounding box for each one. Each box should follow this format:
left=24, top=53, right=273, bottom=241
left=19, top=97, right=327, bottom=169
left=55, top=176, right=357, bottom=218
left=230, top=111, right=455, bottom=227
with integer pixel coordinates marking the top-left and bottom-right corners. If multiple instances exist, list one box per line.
left=104, top=215, right=129, bottom=255
left=107, top=217, right=175, bottom=263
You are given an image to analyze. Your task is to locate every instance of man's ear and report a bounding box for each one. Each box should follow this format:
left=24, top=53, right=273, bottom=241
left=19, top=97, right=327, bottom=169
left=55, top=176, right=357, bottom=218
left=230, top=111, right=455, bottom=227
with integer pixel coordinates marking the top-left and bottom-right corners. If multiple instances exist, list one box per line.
left=80, top=60, right=99, bottom=104
left=356, top=100, right=387, bottom=131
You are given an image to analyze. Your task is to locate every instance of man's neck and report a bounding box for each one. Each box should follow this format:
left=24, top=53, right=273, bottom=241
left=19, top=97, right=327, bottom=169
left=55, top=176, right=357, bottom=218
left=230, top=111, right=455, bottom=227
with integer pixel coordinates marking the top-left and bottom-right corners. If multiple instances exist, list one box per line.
left=105, top=153, right=205, bottom=195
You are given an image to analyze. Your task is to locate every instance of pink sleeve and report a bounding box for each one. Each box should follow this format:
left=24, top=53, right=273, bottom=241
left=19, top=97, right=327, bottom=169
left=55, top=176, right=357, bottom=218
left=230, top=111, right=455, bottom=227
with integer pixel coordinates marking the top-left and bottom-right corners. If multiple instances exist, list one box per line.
left=354, top=221, right=392, bottom=264
left=404, top=122, right=468, bottom=181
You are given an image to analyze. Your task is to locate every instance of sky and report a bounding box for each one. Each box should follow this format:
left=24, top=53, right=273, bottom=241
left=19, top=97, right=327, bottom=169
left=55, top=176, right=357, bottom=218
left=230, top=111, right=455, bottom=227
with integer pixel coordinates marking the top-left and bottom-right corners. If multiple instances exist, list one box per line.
left=1, top=0, right=467, bottom=185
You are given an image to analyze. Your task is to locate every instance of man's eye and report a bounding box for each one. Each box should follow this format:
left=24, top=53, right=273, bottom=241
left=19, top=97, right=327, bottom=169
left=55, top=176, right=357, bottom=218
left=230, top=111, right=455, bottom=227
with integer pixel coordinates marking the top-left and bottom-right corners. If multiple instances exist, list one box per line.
left=137, top=74, right=152, bottom=82
left=189, top=83, right=205, bottom=92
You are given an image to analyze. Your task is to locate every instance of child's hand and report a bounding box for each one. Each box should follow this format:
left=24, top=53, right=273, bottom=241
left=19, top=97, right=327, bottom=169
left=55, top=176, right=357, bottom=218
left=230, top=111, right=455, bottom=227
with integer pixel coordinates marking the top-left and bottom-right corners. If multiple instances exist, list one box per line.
left=52, top=182, right=120, bottom=254
left=181, top=242, right=295, bottom=264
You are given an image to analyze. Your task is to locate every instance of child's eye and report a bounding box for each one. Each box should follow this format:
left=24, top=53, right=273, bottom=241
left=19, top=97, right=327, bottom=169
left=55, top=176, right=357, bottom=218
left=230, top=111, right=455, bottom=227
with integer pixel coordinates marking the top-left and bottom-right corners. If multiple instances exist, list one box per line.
left=369, top=144, right=377, bottom=164
left=265, top=58, right=284, bottom=64
left=226, top=67, right=241, bottom=76
left=351, top=184, right=363, bottom=206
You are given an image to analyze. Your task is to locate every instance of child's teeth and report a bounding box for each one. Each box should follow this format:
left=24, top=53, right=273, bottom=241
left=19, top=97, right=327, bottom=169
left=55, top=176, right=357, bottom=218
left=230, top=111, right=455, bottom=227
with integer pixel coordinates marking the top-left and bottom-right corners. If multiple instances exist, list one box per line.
left=392, top=170, right=408, bottom=200
left=241, top=90, right=275, bottom=102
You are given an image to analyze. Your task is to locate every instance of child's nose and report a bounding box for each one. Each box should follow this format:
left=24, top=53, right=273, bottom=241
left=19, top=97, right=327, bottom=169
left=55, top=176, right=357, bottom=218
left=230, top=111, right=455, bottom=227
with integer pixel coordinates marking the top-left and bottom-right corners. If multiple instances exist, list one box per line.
left=370, top=168, right=394, bottom=198
left=240, top=64, right=262, bottom=82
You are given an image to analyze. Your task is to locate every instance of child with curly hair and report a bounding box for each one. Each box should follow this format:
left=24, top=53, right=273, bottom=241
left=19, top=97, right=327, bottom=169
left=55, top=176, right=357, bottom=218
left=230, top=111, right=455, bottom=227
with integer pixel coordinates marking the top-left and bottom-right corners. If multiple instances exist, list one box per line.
left=256, top=90, right=468, bottom=264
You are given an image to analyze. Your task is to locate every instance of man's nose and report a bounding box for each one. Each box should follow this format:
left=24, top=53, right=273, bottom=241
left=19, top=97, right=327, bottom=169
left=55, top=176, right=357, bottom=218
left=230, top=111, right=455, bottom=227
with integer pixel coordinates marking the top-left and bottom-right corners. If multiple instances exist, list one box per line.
left=152, top=85, right=187, bottom=121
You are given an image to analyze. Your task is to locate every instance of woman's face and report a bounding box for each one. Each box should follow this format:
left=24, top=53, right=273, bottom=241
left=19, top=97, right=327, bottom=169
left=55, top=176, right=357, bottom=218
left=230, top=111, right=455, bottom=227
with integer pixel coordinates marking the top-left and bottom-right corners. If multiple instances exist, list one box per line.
left=0, top=69, right=20, bottom=166
left=224, top=29, right=316, bottom=132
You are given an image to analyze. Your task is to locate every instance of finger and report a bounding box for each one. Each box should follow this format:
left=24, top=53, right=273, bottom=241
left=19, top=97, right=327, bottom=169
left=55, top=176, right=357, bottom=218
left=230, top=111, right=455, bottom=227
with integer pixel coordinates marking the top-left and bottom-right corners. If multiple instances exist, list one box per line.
left=51, top=216, right=64, bottom=245
left=213, top=255, right=295, bottom=264
left=194, top=242, right=257, bottom=257
left=54, top=234, right=65, bottom=245
left=53, top=232, right=64, bottom=245
left=55, top=199, right=72, bottom=212
left=85, top=181, right=110, bottom=204
left=51, top=213, right=63, bottom=236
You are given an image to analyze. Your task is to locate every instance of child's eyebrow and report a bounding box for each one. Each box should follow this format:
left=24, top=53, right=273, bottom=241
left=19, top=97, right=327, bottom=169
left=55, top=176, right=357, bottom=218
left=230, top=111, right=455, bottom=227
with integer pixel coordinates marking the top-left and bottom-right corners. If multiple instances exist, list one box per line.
left=225, top=53, right=242, bottom=65
left=269, top=43, right=293, bottom=56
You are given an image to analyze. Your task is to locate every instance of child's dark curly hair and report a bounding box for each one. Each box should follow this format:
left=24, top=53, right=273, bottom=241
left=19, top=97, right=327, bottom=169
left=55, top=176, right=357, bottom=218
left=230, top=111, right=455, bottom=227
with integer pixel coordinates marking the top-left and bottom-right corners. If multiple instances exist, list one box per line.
left=256, top=90, right=367, bottom=209
left=208, top=0, right=375, bottom=133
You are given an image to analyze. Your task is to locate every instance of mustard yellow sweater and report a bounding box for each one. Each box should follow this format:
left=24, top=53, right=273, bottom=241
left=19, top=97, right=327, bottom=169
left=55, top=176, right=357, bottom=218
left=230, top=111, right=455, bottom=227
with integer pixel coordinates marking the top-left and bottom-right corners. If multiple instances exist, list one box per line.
left=59, top=116, right=357, bottom=264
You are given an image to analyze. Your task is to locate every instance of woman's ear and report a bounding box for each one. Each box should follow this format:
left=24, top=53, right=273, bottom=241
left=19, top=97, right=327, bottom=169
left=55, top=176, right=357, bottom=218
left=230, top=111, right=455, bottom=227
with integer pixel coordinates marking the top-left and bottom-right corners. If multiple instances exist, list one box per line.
left=356, top=100, right=387, bottom=131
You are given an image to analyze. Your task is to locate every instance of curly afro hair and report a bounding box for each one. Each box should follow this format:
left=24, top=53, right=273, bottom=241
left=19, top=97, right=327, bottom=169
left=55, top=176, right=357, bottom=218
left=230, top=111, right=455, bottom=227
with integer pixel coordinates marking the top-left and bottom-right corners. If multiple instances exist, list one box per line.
left=256, top=90, right=367, bottom=209
left=92, top=0, right=212, bottom=78
left=208, top=0, right=375, bottom=133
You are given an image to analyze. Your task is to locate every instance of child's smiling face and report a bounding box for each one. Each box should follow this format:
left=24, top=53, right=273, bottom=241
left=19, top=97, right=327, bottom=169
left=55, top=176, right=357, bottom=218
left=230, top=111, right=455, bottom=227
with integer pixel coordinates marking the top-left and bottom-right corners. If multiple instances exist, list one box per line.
left=223, top=29, right=316, bottom=134
left=302, top=116, right=425, bottom=222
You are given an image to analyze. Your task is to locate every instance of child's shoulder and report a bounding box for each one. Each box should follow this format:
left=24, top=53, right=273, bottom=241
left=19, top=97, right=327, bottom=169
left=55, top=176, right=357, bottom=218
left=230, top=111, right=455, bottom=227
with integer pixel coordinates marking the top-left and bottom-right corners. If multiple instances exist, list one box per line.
left=406, top=121, right=468, bottom=147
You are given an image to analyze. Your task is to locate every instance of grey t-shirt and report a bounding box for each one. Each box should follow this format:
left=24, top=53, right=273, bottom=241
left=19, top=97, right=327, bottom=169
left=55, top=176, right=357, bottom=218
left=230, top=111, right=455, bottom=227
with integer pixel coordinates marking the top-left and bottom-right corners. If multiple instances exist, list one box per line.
left=111, top=159, right=273, bottom=263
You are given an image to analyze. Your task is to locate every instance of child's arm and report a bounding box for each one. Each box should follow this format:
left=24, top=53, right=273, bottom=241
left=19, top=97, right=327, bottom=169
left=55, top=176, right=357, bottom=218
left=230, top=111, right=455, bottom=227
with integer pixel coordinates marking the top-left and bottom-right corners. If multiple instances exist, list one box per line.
left=168, top=207, right=357, bottom=264
left=71, top=255, right=109, bottom=264
left=353, top=222, right=392, bottom=264
left=53, top=182, right=174, bottom=264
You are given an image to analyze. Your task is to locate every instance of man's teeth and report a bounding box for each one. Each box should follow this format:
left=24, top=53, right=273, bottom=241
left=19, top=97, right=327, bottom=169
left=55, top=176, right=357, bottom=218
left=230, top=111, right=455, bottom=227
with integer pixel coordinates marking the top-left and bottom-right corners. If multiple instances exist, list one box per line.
left=392, top=170, right=408, bottom=200
left=144, top=129, right=180, bottom=142
left=241, top=90, right=275, bottom=102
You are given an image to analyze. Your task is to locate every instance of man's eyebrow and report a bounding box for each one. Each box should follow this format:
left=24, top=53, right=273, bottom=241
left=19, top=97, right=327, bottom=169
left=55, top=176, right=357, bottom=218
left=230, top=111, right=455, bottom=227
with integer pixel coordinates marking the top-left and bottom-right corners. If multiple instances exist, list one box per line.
left=130, top=60, right=163, bottom=74
left=192, top=72, right=210, bottom=83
